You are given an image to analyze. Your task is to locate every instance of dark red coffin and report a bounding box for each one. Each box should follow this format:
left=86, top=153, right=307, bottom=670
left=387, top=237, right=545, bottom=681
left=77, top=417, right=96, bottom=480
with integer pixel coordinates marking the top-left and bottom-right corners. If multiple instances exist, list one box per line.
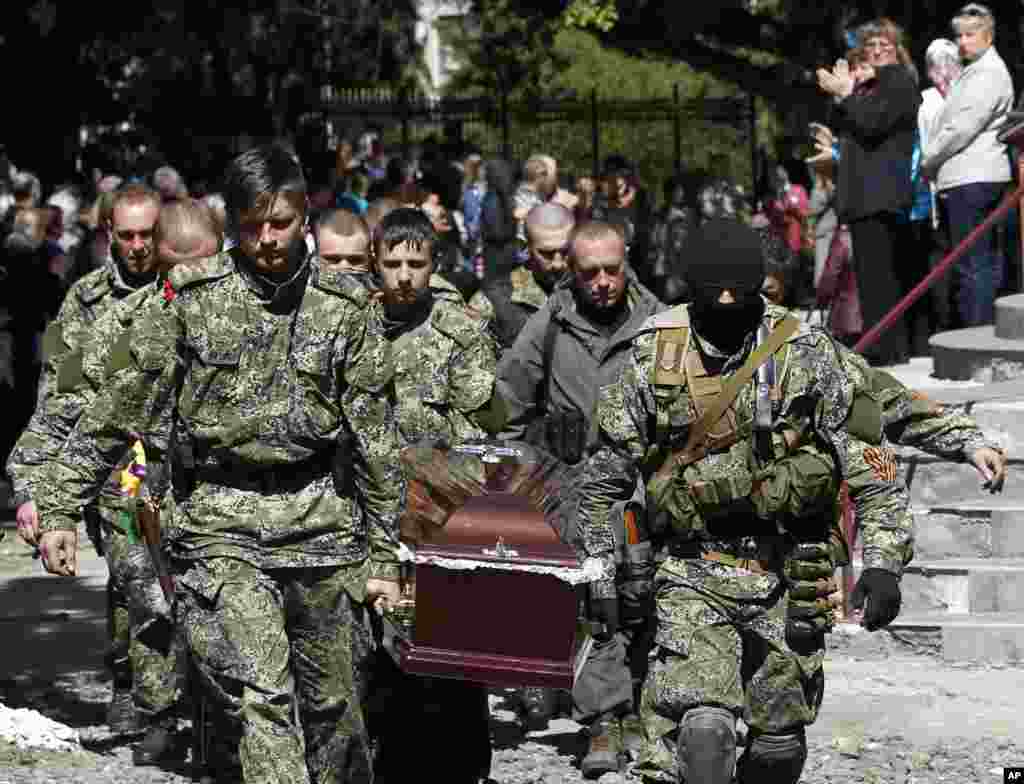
left=395, top=442, right=588, bottom=689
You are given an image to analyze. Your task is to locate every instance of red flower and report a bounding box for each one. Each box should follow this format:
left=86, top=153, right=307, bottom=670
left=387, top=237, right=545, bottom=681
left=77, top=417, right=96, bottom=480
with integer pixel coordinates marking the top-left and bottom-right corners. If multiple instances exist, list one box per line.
left=163, top=279, right=176, bottom=303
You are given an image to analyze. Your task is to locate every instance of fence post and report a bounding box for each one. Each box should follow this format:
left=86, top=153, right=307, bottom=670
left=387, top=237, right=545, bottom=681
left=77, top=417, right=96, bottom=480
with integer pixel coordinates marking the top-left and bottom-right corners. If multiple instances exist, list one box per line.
left=500, top=89, right=511, bottom=160
left=749, top=93, right=758, bottom=196
left=400, top=87, right=410, bottom=160
left=591, top=88, right=600, bottom=176
left=673, top=84, right=682, bottom=173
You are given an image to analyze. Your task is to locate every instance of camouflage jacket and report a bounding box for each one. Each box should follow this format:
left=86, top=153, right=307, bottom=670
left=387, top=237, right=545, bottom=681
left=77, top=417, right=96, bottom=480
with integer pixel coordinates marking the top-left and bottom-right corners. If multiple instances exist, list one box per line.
left=389, top=297, right=496, bottom=448
left=37, top=251, right=405, bottom=580
left=578, top=303, right=873, bottom=594
left=430, top=273, right=466, bottom=305
left=6, top=257, right=143, bottom=507
left=840, top=349, right=996, bottom=458
left=470, top=266, right=550, bottom=349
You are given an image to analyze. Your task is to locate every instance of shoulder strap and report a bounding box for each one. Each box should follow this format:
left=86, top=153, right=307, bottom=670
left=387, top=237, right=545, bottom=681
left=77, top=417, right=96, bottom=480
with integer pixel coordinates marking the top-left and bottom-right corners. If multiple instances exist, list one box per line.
left=653, top=314, right=800, bottom=489
left=537, top=302, right=562, bottom=414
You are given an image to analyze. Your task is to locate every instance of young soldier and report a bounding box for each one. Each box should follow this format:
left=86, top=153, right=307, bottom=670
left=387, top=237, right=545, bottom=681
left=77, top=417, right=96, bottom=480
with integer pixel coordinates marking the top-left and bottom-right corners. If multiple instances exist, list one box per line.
left=576, top=219, right=910, bottom=784
left=8, top=184, right=161, bottom=734
left=34, top=145, right=404, bottom=784
left=470, top=202, right=575, bottom=350
left=368, top=207, right=497, bottom=783
left=55, top=199, right=221, bottom=765
left=315, top=208, right=372, bottom=274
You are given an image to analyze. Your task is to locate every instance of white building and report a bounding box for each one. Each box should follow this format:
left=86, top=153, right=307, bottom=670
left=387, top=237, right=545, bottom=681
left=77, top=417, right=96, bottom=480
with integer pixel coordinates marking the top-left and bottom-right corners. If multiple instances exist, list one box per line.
left=415, top=0, right=472, bottom=96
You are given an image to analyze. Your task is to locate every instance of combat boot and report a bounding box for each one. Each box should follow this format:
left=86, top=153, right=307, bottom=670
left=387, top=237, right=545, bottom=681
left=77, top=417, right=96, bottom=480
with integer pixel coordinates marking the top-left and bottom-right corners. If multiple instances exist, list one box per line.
left=132, top=714, right=184, bottom=767
left=580, top=713, right=623, bottom=779
left=106, top=682, right=139, bottom=735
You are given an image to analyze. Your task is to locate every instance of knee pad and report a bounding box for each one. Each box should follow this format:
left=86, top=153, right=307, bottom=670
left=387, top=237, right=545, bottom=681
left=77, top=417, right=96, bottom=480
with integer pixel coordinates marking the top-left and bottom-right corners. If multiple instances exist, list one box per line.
left=677, top=706, right=736, bottom=784
left=737, top=729, right=807, bottom=784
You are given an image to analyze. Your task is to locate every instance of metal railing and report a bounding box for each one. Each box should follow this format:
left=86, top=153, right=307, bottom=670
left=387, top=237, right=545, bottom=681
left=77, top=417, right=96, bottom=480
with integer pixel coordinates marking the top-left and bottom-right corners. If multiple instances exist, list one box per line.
left=839, top=145, right=1024, bottom=621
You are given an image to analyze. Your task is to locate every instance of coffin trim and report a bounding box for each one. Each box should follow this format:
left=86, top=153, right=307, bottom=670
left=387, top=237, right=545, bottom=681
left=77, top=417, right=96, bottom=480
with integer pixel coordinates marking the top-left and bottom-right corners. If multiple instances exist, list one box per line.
left=398, top=642, right=575, bottom=690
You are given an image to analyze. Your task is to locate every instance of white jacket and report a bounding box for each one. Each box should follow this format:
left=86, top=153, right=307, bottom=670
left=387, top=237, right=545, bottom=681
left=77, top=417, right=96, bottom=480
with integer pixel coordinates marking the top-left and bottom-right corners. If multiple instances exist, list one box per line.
left=921, top=46, right=1014, bottom=191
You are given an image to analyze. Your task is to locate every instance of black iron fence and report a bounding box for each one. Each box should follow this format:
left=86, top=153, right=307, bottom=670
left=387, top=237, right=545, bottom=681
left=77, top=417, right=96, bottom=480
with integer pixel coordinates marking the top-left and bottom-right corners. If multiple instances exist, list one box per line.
left=325, top=87, right=757, bottom=194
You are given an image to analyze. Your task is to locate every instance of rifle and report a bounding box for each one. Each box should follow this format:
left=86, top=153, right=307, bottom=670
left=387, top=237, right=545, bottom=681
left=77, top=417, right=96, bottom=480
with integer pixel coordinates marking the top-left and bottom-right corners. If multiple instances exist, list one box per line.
left=137, top=495, right=209, bottom=778
left=137, top=497, right=175, bottom=606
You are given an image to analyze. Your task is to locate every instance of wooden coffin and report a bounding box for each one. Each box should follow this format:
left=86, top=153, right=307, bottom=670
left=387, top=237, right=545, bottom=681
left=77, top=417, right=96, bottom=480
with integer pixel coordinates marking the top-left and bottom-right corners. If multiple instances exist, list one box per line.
left=395, top=442, right=587, bottom=689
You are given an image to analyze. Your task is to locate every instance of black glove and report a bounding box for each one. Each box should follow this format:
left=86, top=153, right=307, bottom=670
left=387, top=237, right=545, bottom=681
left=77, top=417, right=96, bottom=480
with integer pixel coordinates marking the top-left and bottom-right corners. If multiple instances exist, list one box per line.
left=589, top=597, right=620, bottom=641
left=850, top=568, right=901, bottom=631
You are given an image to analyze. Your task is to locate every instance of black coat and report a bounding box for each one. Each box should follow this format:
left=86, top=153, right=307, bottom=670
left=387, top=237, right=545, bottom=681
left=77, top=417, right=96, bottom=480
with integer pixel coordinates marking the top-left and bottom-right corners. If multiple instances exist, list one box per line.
left=835, top=64, right=921, bottom=224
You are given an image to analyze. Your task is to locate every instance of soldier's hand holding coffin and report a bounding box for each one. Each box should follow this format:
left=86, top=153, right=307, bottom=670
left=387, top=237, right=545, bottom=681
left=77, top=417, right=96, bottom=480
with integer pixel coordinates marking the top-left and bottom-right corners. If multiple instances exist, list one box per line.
left=366, top=577, right=403, bottom=614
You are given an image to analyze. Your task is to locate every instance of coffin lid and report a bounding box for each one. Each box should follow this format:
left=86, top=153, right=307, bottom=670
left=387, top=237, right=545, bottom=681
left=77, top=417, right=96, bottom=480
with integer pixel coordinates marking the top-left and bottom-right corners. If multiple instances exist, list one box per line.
left=399, top=440, right=579, bottom=566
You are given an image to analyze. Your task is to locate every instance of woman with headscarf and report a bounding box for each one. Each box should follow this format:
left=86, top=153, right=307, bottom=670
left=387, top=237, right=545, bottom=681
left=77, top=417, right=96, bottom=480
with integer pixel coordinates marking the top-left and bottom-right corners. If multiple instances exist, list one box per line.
left=480, top=158, right=519, bottom=280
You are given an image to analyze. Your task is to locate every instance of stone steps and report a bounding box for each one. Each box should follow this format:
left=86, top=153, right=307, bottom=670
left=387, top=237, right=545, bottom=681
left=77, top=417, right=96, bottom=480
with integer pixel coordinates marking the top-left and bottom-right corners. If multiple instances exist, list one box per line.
left=930, top=294, right=1024, bottom=381
left=885, top=611, right=1024, bottom=664
left=897, top=558, right=1024, bottom=614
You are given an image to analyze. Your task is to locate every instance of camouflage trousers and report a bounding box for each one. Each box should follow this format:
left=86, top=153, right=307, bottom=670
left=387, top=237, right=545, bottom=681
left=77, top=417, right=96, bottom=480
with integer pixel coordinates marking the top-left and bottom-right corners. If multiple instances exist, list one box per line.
left=100, top=513, right=186, bottom=717
left=635, top=557, right=825, bottom=782
left=175, top=557, right=372, bottom=784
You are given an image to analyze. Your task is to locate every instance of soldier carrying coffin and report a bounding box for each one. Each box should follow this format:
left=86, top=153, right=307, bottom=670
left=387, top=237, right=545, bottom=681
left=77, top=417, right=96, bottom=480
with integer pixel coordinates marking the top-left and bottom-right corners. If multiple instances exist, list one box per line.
left=576, top=219, right=914, bottom=784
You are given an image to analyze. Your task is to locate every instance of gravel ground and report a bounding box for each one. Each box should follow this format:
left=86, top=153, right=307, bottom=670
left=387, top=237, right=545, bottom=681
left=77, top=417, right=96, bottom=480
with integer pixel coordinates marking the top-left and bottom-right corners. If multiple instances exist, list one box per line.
left=1, top=536, right=1022, bottom=784
left=1, top=640, right=1021, bottom=784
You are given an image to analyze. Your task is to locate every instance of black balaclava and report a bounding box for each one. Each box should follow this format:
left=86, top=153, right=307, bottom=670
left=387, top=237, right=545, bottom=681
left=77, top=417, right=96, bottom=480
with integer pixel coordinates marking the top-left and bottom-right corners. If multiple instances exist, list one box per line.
left=683, top=218, right=766, bottom=355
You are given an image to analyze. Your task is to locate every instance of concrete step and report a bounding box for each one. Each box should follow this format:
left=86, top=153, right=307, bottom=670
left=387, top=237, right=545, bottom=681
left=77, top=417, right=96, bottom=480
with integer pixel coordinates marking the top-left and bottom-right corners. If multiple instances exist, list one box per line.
left=902, top=458, right=1024, bottom=507
left=885, top=610, right=1024, bottom=664
left=995, top=293, right=1024, bottom=340
left=916, top=506, right=1024, bottom=559
left=930, top=324, right=1024, bottom=381
left=898, top=558, right=1024, bottom=614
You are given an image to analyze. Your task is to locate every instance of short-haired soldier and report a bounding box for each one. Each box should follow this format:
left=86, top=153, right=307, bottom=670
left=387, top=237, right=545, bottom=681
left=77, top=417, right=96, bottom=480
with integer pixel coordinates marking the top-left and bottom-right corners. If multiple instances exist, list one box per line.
left=34, top=145, right=405, bottom=784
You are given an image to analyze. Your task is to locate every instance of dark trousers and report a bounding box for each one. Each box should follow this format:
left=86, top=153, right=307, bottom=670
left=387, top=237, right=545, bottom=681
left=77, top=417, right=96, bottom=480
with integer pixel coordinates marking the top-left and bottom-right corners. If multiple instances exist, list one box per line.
left=939, top=182, right=1007, bottom=326
left=368, top=652, right=492, bottom=784
left=849, top=214, right=911, bottom=365
left=904, top=220, right=937, bottom=356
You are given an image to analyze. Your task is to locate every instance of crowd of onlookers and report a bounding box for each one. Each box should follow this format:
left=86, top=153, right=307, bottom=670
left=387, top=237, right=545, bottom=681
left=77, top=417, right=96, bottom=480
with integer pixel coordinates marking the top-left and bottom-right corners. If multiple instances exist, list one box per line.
left=3, top=2, right=1021, bottom=479
left=815, top=3, right=1017, bottom=365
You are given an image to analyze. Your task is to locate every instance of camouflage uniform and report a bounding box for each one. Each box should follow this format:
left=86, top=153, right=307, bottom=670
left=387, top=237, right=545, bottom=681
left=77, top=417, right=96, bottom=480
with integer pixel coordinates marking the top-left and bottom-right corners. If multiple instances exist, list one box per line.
left=6, top=257, right=144, bottom=697
left=372, top=295, right=497, bottom=784
left=66, top=281, right=187, bottom=721
left=429, top=273, right=466, bottom=305
left=840, top=349, right=997, bottom=458
left=577, top=303, right=907, bottom=782
left=468, top=266, right=549, bottom=350
left=37, top=251, right=405, bottom=784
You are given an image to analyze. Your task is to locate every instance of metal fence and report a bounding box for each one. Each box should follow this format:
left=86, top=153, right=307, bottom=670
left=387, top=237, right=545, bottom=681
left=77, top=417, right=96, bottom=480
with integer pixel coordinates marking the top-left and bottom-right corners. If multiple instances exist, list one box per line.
left=325, top=87, right=757, bottom=194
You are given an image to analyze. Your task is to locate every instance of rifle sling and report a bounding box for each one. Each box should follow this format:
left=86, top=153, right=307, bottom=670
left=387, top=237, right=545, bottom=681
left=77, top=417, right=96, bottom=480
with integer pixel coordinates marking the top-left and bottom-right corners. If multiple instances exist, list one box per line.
left=654, top=315, right=800, bottom=485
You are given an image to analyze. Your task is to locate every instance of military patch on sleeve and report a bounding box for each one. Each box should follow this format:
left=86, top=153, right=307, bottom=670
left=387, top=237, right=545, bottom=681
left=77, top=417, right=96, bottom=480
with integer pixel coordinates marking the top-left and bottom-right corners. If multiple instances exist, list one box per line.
left=863, top=446, right=898, bottom=482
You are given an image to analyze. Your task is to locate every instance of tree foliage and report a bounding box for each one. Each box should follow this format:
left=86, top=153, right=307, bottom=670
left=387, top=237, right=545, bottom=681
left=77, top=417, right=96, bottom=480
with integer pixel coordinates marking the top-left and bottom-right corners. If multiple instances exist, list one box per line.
left=2, top=0, right=422, bottom=183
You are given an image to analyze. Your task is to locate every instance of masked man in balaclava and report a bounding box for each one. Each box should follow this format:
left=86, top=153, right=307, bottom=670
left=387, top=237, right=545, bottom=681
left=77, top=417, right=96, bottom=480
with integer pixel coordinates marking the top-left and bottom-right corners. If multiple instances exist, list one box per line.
left=575, top=219, right=911, bottom=784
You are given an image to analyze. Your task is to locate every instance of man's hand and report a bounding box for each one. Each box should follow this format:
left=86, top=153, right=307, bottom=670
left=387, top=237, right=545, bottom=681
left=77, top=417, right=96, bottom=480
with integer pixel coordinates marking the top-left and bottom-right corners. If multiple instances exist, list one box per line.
left=38, top=530, right=78, bottom=577
left=365, top=578, right=402, bottom=615
left=969, top=447, right=1007, bottom=493
left=809, top=122, right=835, bottom=151
left=850, top=568, right=901, bottom=631
left=15, top=501, right=40, bottom=547
left=817, top=60, right=855, bottom=100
